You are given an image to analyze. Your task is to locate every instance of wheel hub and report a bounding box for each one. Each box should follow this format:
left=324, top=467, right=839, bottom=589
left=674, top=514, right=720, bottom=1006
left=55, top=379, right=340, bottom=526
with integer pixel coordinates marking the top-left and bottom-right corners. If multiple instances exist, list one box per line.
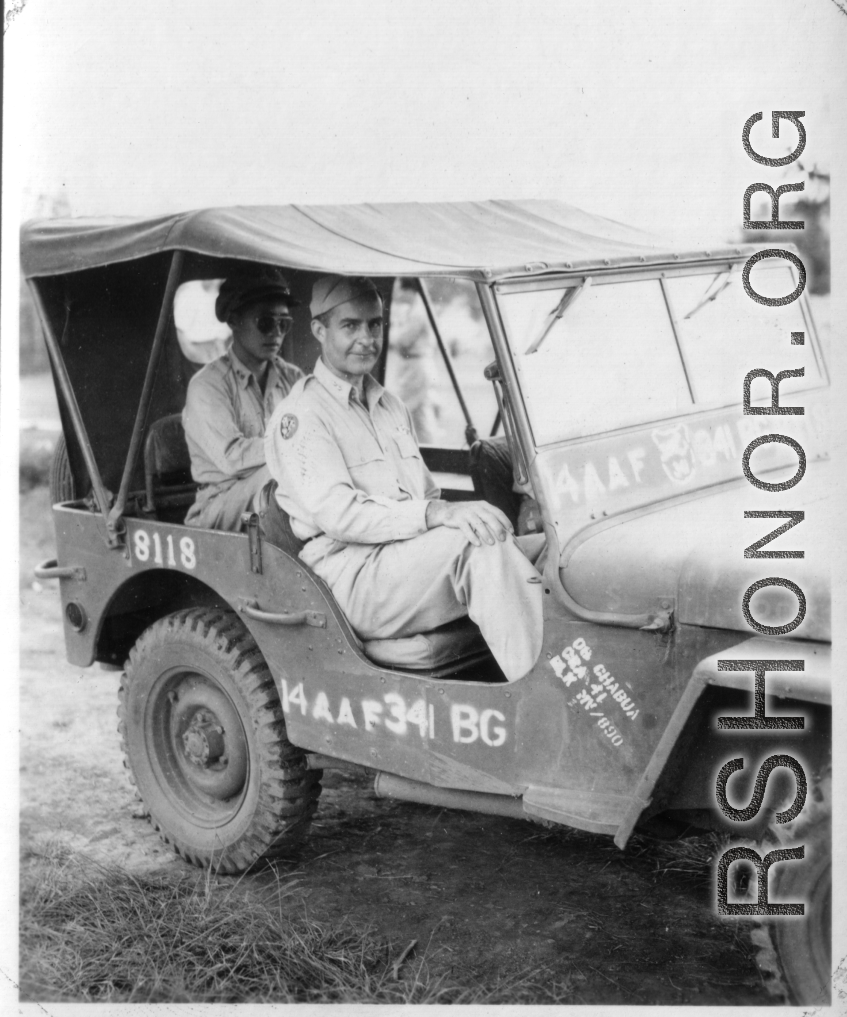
left=182, top=711, right=226, bottom=767
left=161, top=677, right=250, bottom=801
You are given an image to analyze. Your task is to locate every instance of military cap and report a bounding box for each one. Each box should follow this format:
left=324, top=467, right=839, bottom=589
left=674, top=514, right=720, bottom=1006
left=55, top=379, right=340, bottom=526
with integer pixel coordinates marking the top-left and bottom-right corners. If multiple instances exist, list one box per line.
left=215, top=264, right=299, bottom=322
left=310, top=275, right=381, bottom=319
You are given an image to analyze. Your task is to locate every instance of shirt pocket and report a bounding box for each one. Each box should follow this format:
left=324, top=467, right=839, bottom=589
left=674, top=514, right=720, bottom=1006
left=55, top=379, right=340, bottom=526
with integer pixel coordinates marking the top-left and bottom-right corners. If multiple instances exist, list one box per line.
left=236, top=402, right=263, bottom=438
left=239, top=418, right=263, bottom=439
left=394, top=432, right=422, bottom=460
left=346, top=448, right=389, bottom=492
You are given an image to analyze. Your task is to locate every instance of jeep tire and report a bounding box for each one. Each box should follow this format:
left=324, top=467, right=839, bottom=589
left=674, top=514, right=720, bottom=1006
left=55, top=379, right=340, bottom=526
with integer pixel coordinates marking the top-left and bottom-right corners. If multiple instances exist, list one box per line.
left=771, top=773, right=831, bottom=1006
left=118, top=607, right=321, bottom=873
left=49, top=432, right=79, bottom=505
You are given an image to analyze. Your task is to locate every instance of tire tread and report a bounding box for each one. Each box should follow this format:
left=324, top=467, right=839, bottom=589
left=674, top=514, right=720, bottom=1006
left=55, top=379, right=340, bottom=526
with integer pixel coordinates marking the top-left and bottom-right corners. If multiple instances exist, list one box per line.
left=117, top=607, right=321, bottom=874
left=751, top=767, right=831, bottom=1006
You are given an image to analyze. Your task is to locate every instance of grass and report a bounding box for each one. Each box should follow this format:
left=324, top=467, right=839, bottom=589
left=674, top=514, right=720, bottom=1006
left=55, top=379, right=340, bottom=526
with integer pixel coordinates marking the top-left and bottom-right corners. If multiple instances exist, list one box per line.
left=19, top=844, right=581, bottom=1005
left=632, top=828, right=728, bottom=882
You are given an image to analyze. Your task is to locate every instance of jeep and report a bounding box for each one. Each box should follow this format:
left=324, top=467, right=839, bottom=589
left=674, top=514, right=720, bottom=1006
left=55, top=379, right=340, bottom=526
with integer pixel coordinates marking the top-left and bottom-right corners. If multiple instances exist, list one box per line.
left=22, top=199, right=830, bottom=1004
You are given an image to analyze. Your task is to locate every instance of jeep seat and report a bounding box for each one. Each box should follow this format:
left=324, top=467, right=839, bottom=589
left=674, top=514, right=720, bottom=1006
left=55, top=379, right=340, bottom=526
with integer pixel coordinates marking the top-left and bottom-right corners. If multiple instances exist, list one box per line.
left=469, top=436, right=520, bottom=529
left=143, top=413, right=196, bottom=518
left=362, top=616, right=490, bottom=672
left=258, top=482, right=494, bottom=674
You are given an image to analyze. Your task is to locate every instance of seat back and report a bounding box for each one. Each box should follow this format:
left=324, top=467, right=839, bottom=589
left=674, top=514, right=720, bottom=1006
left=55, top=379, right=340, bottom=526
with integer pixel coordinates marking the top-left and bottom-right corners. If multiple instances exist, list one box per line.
left=143, top=413, right=195, bottom=515
left=254, top=479, right=306, bottom=556
left=469, top=437, right=520, bottom=529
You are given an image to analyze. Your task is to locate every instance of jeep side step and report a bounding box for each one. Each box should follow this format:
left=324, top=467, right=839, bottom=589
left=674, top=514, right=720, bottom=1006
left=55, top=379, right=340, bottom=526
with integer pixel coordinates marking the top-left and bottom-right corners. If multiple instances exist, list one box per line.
left=373, top=772, right=525, bottom=820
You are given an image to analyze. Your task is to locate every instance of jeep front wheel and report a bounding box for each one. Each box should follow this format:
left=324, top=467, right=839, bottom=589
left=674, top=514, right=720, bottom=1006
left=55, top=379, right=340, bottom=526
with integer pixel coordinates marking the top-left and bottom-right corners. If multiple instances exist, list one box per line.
left=118, top=607, right=321, bottom=873
left=771, top=774, right=831, bottom=1006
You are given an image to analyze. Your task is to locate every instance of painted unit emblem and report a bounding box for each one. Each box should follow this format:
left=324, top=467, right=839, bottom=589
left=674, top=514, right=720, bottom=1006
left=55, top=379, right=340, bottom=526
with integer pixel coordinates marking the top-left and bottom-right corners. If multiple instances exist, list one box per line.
left=651, top=423, right=696, bottom=484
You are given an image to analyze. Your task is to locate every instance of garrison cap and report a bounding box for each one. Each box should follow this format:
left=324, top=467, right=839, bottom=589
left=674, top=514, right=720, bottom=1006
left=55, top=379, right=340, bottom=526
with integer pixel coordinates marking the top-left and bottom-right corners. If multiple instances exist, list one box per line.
left=215, top=264, right=299, bottom=322
left=310, top=275, right=381, bottom=319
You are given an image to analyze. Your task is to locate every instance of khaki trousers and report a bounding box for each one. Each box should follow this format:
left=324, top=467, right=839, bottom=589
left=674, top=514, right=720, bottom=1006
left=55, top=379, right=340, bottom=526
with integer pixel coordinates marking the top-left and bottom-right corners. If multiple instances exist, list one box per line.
left=184, top=466, right=271, bottom=531
left=309, top=528, right=545, bottom=682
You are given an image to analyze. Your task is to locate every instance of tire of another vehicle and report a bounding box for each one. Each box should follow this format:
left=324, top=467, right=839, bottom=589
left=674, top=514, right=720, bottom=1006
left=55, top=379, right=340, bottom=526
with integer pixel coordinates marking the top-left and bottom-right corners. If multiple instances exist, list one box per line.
left=770, top=772, right=831, bottom=1007
left=118, top=607, right=321, bottom=873
left=49, top=432, right=79, bottom=504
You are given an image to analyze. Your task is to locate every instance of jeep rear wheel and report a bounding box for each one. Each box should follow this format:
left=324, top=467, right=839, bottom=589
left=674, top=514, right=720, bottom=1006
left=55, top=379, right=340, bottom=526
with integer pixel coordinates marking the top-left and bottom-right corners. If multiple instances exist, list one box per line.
left=118, top=607, right=321, bottom=873
left=49, top=433, right=79, bottom=504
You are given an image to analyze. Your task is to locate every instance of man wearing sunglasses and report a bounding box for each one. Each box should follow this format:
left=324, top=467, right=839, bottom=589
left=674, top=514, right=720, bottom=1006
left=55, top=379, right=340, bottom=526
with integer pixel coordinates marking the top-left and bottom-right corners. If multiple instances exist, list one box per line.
left=183, top=264, right=304, bottom=532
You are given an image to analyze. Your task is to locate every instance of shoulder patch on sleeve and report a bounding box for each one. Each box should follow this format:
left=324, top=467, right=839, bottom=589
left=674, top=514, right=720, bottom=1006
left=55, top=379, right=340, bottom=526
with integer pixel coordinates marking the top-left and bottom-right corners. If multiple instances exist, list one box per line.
left=279, top=413, right=299, bottom=440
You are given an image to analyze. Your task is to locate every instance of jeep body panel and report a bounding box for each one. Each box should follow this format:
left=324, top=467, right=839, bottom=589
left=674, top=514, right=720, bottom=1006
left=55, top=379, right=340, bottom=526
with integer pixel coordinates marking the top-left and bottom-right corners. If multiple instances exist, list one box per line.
left=559, top=457, right=830, bottom=639
left=618, top=636, right=831, bottom=845
left=54, top=502, right=811, bottom=844
left=529, top=396, right=827, bottom=574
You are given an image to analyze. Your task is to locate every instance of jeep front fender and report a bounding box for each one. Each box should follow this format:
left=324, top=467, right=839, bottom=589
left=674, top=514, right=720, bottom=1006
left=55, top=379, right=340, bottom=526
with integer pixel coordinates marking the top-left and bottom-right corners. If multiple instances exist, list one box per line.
left=613, top=636, right=829, bottom=847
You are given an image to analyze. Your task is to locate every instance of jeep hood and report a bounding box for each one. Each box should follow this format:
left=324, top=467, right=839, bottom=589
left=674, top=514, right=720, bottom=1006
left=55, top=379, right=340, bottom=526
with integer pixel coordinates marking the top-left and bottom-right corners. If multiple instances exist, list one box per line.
left=559, top=461, right=830, bottom=641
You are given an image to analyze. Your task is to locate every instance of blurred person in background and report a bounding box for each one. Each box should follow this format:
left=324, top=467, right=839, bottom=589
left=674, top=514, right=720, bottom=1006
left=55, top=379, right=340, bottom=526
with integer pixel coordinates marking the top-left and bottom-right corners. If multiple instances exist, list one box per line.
left=386, top=282, right=442, bottom=443
left=174, top=279, right=233, bottom=364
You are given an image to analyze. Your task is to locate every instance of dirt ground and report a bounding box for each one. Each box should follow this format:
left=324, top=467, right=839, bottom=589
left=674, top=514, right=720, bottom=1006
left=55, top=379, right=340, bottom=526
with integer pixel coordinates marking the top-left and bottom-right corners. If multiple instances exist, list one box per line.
left=17, top=477, right=784, bottom=1007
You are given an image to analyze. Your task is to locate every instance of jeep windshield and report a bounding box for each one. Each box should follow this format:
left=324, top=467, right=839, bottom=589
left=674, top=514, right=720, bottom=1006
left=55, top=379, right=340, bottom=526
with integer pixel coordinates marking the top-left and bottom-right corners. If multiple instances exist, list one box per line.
left=496, top=261, right=825, bottom=446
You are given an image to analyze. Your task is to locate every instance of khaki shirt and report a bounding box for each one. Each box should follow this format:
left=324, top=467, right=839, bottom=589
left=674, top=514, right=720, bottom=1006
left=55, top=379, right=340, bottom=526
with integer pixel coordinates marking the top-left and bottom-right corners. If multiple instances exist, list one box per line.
left=265, top=357, right=440, bottom=569
left=183, top=348, right=303, bottom=491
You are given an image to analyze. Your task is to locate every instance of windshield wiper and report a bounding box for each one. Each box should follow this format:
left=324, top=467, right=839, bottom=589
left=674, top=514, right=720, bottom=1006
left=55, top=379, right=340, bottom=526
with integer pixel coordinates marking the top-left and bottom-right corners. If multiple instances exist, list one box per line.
left=683, top=271, right=732, bottom=320
left=525, top=278, right=591, bottom=355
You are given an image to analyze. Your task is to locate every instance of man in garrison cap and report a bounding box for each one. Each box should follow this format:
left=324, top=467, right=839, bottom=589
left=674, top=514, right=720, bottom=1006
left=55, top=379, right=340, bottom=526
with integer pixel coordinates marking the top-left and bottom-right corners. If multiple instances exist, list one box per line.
left=264, top=274, right=544, bottom=682
left=183, top=264, right=304, bottom=532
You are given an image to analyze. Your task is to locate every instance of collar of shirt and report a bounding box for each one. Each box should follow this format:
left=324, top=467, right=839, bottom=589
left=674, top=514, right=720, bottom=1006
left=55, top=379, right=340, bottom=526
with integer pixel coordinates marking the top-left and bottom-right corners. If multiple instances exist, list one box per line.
left=313, top=356, right=385, bottom=412
left=229, top=348, right=287, bottom=393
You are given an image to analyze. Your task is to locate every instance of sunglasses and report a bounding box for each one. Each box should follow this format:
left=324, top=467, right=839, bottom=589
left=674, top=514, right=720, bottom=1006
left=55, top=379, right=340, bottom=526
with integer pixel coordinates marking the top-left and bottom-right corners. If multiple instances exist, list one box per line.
left=254, top=313, right=294, bottom=337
